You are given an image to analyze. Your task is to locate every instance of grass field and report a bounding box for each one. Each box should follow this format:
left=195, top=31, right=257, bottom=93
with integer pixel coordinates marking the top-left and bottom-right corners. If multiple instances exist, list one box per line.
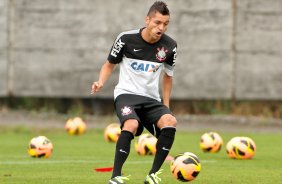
left=0, top=126, right=281, bottom=184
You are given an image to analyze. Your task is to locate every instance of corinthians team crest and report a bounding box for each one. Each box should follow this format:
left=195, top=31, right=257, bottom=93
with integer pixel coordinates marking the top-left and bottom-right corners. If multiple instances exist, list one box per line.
left=156, top=47, right=168, bottom=62
left=121, top=106, right=132, bottom=116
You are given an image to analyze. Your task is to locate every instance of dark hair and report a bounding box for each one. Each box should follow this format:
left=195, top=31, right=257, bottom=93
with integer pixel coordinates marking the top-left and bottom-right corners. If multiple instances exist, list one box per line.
left=147, top=1, right=170, bottom=16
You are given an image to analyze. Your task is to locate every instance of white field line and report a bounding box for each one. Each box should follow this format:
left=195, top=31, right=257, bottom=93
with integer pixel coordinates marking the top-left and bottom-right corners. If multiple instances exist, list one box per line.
left=0, top=159, right=216, bottom=165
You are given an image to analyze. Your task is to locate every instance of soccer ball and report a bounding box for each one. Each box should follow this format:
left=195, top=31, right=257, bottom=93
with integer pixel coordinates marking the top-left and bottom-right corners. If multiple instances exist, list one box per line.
left=104, top=123, right=121, bottom=143
left=170, top=152, right=201, bottom=182
left=28, top=136, right=53, bottom=158
left=200, top=132, right=223, bottom=153
left=226, top=137, right=241, bottom=158
left=226, top=136, right=256, bottom=159
left=135, top=133, right=157, bottom=156
left=65, top=117, right=86, bottom=135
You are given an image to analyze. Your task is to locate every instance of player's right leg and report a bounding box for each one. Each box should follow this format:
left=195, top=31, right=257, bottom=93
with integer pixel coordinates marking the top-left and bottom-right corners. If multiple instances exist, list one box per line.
left=109, top=94, right=144, bottom=183
left=109, top=120, right=138, bottom=184
left=110, top=119, right=138, bottom=179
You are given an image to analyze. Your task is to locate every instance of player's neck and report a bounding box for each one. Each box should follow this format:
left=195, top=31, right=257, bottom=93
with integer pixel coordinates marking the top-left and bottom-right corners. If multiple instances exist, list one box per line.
left=141, top=28, right=160, bottom=44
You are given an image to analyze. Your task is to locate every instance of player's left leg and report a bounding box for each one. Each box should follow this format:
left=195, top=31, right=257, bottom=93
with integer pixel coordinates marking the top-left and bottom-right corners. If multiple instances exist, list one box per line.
left=150, top=114, right=176, bottom=174
left=144, top=114, right=177, bottom=184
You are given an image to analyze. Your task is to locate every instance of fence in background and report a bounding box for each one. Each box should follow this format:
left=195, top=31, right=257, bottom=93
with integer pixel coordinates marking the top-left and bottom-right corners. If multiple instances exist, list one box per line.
left=0, top=0, right=281, bottom=100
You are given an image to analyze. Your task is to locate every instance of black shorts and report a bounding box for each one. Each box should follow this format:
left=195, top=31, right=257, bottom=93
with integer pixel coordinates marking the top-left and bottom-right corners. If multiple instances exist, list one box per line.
left=114, top=94, right=173, bottom=137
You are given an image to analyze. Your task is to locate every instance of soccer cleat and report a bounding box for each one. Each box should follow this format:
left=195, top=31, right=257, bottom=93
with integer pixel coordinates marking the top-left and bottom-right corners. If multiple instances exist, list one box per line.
left=108, top=175, right=130, bottom=184
left=144, top=170, right=163, bottom=184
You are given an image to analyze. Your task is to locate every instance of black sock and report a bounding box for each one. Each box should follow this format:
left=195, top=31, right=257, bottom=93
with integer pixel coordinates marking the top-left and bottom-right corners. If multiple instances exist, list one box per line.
left=111, top=130, right=134, bottom=178
left=149, top=127, right=176, bottom=174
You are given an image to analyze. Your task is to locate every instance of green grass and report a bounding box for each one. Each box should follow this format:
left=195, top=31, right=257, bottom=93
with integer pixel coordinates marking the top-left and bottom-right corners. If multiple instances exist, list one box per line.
left=0, top=127, right=281, bottom=183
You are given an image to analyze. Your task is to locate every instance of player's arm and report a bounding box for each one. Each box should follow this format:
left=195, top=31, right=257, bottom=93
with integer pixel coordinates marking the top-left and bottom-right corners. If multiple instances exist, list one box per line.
left=91, top=61, right=116, bottom=95
left=162, top=44, right=177, bottom=108
left=92, top=32, right=125, bottom=95
left=162, top=72, right=173, bottom=108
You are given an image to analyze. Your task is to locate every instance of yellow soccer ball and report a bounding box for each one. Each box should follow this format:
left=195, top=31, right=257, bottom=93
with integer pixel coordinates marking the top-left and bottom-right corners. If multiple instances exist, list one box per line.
left=104, top=123, right=121, bottom=143
left=226, top=136, right=256, bottom=159
left=170, top=152, right=201, bottom=182
left=65, top=117, right=86, bottom=135
left=28, top=136, right=53, bottom=158
left=135, top=133, right=157, bottom=156
left=200, top=132, right=223, bottom=153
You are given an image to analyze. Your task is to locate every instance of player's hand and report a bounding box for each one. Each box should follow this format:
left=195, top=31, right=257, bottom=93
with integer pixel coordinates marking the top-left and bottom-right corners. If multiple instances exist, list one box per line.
left=91, top=81, right=103, bottom=95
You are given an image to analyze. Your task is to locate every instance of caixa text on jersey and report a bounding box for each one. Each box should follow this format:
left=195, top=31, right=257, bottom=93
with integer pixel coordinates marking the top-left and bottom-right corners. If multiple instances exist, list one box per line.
left=131, top=61, right=161, bottom=73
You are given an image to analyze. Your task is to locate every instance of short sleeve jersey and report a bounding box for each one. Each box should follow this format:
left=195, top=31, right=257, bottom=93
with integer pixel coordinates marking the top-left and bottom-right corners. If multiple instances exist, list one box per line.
left=107, top=28, right=177, bottom=101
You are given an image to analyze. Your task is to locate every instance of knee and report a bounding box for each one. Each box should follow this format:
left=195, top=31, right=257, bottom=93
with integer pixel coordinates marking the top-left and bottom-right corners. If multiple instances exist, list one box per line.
left=122, top=119, right=139, bottom=135
left=167, top=115, right=177, bottom=127
left=159, top=114, right=177, bottom=128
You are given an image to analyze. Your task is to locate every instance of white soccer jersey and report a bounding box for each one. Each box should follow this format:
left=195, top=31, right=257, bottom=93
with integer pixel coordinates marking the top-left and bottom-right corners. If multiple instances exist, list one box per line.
left=107, top=28, right=177, bottom=101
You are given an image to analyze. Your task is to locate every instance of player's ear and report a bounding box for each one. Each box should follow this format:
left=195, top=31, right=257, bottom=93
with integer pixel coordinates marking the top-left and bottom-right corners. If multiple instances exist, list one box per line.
left=145, top=16, right=150, bottom=26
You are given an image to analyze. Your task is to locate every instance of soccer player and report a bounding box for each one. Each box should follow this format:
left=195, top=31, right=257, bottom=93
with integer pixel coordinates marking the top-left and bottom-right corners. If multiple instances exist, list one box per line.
left=91, top=1, right=177, bottom=184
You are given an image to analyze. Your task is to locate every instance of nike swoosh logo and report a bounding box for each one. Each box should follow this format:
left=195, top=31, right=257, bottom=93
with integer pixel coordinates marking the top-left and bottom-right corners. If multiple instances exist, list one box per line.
left=120, top=149, right=128, bottom=154
left=133, top=48, right=142, bottom=52
left=162, top=147, right=170, bottom=151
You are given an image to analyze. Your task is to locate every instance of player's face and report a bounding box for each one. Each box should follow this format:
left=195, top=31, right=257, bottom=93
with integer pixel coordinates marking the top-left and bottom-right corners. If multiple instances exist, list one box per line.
left=145, top=12, right=170, bottom=42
